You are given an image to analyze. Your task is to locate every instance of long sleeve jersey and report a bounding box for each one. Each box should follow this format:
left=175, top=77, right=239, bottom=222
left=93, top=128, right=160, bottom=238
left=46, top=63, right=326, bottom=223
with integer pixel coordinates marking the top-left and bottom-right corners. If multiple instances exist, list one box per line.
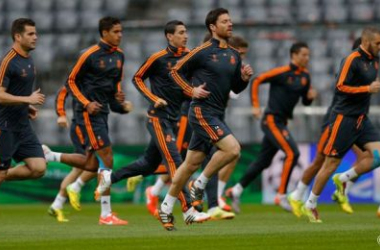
left=133, top=44, right=189, bottom=121
left=0, top=48, right=36, bottom=131
left=170, top=38, right=249, bottom=116
left=251, top=63, right=313, bottom=120
left=331, top=46, right=379, bottom=116
left=67, top=40, right=124, bottom=114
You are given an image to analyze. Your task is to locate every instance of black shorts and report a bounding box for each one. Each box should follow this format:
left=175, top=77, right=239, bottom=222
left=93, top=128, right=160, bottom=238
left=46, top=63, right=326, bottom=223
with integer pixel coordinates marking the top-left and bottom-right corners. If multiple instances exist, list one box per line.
left=323, top=113, right=380, bottom=158
left=0, top=128, right=44, bottom=170
left=188, top=105, right=231, bottom=154
left=69, top=121, right=86, bottom=154
left=76, top=111, right=111, bottom=151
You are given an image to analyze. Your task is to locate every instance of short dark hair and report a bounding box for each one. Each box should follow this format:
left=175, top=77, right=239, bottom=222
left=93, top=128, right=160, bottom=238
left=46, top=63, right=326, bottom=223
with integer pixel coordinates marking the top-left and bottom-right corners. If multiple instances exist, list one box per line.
left=361, top=26, right=380, bottom=41
left=205, top=8, right=229, bottom=34
left=352, top=37, right=361, bottom=50
left=11, top=18, right=35, bottom=41
left=229, top=35, right=248, bottom=48
left=290, top=42, right=308, bottom=56
left=164, top=20, right=185, bottom=37
left=98, top=16, right=121, bottom=37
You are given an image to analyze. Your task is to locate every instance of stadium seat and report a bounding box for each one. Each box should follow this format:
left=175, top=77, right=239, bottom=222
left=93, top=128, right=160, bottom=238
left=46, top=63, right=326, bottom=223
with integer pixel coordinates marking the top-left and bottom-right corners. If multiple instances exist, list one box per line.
left=244, top=0, right=266, bottom=7
left=323, top=4, right=348, bottom=23
left=80, top=11, right=104, bottom=29
left=5, top=0, right=29, bottom=11
left=55, top=0, right=78, bottom=11
left=123, top=41, right=142, bottom=60
left=34, top=35, right=55, bottom=72
left=30, top=0, right=53, bottom=11
left=349, top=3, right=374, bottom=22
left=5, top=11, right=30, bottom=29
left=245, top=7, right=268, bottom=23
left=104, top=0, right=129, bottom=17
left=268, top=5, right=293, bottom=24
left=55, top=34, right=81, bottom=56
left=218, top=0, right=242, bottom=8
left=55, top=10, right=79, bottom=30
left=167, top=8, right=191, bottom=23
left=308, top=40, right=328, bottom=58
left=297, top=5, right=321, bottom=23
left=251, top=39, right=275, bottom=57
left=31, top=11, right=54, bottom=31
left=79, top=0, right=104, bottom=11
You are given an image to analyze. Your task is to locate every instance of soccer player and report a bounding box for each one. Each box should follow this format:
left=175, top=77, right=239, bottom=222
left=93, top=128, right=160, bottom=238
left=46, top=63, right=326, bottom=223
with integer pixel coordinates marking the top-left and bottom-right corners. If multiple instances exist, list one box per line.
left=67, top=16, right=132, bottom=225
left=95, top=20, right=211, bottom=224
left=225, top=42, right=317, bottom=213
left=0, top=18, right=46, bottom=186
left=158, top=8, right=253, bottom=231
left=287, top=37, right=369, bottom=217
left=303, top=26, right=380, bottom=223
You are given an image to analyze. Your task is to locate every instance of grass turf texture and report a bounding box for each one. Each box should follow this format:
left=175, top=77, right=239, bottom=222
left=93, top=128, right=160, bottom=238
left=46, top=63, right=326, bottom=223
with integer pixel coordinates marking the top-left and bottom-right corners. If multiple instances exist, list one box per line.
left=0, top=204, right=379, bottom=249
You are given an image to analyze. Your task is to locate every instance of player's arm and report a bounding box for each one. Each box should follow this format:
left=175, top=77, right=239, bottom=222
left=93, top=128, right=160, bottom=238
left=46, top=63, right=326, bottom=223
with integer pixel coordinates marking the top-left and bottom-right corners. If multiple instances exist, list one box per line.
left=170, top=46, right=210, bottom=99
left=132, top=53, right=167, bottom=108
left=67, top=48, right=102, bottom=115
left=336, top=54, right=373, bottom=94
left=231, top=57, right=253, bottom=94
left=302, top=76, right=317, bottom=106
left=0, top=61, right=44, bottom=105
left=250, top=67, right=286, bottom=118
left=55, top=85, right=69, bottom=127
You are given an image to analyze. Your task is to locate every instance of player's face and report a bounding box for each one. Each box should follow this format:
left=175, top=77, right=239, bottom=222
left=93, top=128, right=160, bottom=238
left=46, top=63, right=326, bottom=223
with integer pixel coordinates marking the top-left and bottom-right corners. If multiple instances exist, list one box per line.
left=368, top=33, right=380, bottom=57
left=103, top=24, right=123, bottom=46
left=213, top=13, right=233, bottom=39
left=293, top=47, right=310, bottom=68
left=171, top=25, right=188, bottom=48
left=17, top=25, right=37, bottom=51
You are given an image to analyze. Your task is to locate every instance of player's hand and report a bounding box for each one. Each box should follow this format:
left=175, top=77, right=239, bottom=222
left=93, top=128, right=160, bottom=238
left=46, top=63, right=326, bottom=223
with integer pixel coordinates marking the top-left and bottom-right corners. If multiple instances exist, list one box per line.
left=122, top=101, right=133, bottom=113
left=28, top=105, right=38, bottom=120
left=115, top=91, right=125, bottom=104
left=28, top=88, right=45, bottom=105
left=192, top=83, right=210, bottom=99
left=252, top=107, right=262, bottom=119
left=369, top=81, right=380, bottom=93
left=241, top=64, right=254, bottom=82
left=57, top=116, right=69, bottom=128
left=307, top=89, right=317, bottom=100
left=86, top=101, right=103, bottom=115
left=154, top=98, right=168, bottom=108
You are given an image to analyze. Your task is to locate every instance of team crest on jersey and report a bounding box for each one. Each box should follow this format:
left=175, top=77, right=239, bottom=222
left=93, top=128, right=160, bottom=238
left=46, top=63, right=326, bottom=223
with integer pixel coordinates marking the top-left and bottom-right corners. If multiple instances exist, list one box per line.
left=20, top=69, right=27, bottom=77
left=211, top=54, right=218, bottom=62
left=97, top=136, right=104, bottom=147
left=217, top=128, right=224, bottom=136
left=287, top=76, right=293, bottom=84
left=301, top=76, right=307, bottom=86
left=167, top=62, right=172, bottom=70
left=363, top=62, right=369, bottom=71
left=331, top=149, right=338, bottom=156
left=116, top=59, right=122, bottom=69
left=230, top=55, right=236, bottom=65
left=99, top=59, right=106, bottom=69
left=166, top=134, right=172, bottom=143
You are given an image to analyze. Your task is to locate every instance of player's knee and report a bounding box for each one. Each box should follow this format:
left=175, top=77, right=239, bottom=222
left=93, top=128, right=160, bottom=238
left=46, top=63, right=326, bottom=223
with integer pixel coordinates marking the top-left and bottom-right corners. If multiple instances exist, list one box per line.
left=29, top=162, right=46, bottom=178
left=228, top=143, right=241, bottom=160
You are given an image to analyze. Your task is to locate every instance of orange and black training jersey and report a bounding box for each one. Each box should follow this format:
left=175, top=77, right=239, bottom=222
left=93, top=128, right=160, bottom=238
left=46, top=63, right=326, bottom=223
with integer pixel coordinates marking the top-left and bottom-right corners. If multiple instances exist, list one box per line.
left=251, top=63, right=313, bottom=120
left=133, top=44, right=189, bottom=121
left=56, top=85, right=127, bottom=119
left=170, top=38, right=249, bottom=116
left=0, top=48, right=36, bottom=131
left=331, top=46, right=379, bottom=116
left=67, top=40, right=124, bottom=114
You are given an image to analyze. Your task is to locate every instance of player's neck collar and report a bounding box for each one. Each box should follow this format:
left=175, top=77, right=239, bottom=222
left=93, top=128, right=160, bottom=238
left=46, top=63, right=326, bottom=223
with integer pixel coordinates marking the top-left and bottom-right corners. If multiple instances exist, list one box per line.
left=359, top=45, right=374, bottom=60
left=99, top=39, right=118, bottom=53
left=211, top=38, right=228, bottom=49
left=12, top=45, right=29, bottom=58
left=167, top=44, right=188, bottom=56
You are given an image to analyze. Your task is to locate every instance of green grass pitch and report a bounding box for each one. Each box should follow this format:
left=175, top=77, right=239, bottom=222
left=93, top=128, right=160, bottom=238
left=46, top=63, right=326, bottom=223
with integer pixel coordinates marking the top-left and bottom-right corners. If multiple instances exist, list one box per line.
left=0, top=203, right=379, bottom=249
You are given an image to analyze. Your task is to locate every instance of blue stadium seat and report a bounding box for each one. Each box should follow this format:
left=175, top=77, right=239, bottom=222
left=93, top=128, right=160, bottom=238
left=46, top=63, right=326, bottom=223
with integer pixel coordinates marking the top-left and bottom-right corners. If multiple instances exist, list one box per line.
left=30, top=0, right=53, bottom=11
left=104, top=0, right=129, bottom=17
left=55, top=0, right=78, bottom=11
left=79, top=11, right=104, bottom=29
left=5, top=0, right=29, bottom=11
left=244, top=7, right=268, bottom=23
left=79, top=0, right=104, bottom=11
left=31, top=11, right=54, bottom=31
left=55, top=10, right=79, bottom=30
left=323, top=4, right=348, bottom=23
left=349, top=3, right=374, bottom=22
left=297, top=5, right=321, bottom=22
